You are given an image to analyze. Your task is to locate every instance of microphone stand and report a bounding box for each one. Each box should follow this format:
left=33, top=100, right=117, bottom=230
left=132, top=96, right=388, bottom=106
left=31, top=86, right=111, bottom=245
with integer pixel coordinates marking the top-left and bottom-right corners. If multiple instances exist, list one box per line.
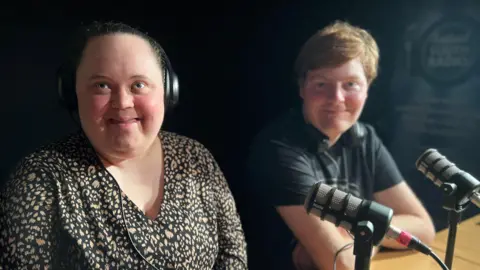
left=353, top=221, right=374, bottom=270
left=441, top=182, right=469, bottom=270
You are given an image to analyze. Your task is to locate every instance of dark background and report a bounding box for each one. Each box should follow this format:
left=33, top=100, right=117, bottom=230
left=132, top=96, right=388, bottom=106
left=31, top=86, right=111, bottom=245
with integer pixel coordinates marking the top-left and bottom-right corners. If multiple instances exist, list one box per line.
left=2, top=0, right=479, bottom=234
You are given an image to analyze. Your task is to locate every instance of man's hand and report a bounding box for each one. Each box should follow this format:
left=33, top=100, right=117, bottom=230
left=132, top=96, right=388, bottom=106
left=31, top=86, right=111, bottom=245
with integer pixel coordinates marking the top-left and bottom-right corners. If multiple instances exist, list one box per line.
left=292, top=243, right=316, bottom=270
left=337, top=227, right=352, bottom=239
left=291, top=227, right=355, bottom=270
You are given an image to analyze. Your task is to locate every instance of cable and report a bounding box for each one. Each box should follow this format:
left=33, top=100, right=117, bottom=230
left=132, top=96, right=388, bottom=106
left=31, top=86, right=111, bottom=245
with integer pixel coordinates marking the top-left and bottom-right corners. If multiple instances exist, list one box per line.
left=118, top=183, right=162, bottom=270
left=323, top=151, right=341, bottom=179
left=333, top=242, right=353, bottom=270
left=101, top=161, right=163, bottom=270
left=331, top=243, right=449, bottom=270
left=96, top=147, right=175, bottom=270
left=429, top=251, right=450, bottom=270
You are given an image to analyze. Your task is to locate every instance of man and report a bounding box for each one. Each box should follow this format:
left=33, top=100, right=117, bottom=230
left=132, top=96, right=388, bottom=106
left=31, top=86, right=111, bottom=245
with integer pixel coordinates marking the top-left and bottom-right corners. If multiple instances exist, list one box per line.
left=243, top=21, right=435, bottom=270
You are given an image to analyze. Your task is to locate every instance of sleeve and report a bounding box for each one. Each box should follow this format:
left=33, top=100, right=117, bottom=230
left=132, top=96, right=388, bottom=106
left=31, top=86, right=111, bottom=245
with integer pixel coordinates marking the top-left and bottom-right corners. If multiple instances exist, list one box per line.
left=0, top=156, right=59, bottom=268
left=365, top=125, right=405, bottom=193
left=202, top=147, right=248, bottom=269
left=246, top=138, right=318, bottom=206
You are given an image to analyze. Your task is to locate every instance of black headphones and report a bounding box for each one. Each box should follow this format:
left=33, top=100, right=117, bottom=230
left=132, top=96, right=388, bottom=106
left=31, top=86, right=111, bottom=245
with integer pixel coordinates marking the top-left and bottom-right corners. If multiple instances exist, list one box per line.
left=309, top=122, right=367, bottom=153
left=57, top=46, right=180, bottom=114
left=345, top=122, right=367, bottom=147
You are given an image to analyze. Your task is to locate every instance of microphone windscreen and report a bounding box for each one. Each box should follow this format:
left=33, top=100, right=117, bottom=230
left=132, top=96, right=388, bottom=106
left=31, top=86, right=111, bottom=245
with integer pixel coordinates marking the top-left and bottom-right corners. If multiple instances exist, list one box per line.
left=416, top=148, right=460, bottom=187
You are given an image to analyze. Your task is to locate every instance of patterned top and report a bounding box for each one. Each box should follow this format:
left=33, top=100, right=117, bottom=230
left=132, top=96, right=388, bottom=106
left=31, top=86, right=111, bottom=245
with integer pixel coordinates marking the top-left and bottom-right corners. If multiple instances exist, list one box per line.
left=0, top=130, right=247, bottom=269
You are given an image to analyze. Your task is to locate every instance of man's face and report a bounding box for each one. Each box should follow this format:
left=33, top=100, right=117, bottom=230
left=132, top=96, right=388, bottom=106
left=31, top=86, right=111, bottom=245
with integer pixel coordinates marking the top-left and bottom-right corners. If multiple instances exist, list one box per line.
left=300, top=58, right=368, bottom=141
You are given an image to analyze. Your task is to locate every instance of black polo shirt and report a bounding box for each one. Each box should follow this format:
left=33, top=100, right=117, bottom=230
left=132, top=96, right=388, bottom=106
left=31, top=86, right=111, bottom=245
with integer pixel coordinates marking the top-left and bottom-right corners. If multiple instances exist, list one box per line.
left=242, top=107, right=404, bottom=270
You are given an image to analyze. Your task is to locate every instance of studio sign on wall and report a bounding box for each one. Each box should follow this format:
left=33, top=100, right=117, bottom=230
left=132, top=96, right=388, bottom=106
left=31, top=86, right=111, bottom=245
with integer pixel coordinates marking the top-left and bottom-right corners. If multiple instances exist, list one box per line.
left=411, top=15, right=480, bottom=87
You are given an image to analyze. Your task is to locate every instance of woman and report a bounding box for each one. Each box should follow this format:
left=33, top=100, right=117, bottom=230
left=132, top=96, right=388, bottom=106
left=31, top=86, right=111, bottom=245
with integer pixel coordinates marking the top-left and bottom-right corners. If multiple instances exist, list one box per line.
left=0, top=21, right=247, bottom=269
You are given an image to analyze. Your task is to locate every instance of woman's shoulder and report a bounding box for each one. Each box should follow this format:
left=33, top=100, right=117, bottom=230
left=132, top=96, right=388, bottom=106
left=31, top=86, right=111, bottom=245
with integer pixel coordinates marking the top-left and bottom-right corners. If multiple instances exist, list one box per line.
left=10, top=131, right=93, bottom=175
left=159, top=130, right=219, bottom=169
left=160, top=131, right=211, bottom=153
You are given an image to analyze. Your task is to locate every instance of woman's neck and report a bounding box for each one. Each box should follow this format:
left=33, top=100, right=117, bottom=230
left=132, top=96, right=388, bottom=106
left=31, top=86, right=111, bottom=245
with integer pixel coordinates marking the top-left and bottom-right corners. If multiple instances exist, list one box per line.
left=99, top=136, right=163, bottom=172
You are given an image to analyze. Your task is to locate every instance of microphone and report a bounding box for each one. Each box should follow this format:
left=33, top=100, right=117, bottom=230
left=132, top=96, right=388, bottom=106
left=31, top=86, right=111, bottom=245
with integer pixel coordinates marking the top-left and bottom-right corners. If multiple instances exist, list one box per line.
left=416, top=148, right=480, bottom=208
left=304, top=182, right=432, bottom=255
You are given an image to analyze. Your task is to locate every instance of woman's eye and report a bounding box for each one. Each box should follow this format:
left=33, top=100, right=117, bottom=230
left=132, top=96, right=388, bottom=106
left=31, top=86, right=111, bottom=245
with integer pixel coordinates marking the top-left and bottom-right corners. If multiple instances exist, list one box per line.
left=92, top=83, right=111, bottom=94
left=133, top=82, right=146, bottom=89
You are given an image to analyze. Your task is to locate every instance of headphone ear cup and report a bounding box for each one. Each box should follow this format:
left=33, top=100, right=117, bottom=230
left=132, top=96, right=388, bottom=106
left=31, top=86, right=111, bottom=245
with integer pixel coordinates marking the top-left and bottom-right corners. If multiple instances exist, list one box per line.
left=349, top=122, right=366, bottom=147
left=57, top=73, right=66, bottom=105
left=169, top=72, right=179, bottom=108
left=163, top=66, right=179, bottom=110
left=164, top=68, right=171, bottom=104
left=57, top=65, right=66, bottom=104
left=57, top=65, right=78, bottom=112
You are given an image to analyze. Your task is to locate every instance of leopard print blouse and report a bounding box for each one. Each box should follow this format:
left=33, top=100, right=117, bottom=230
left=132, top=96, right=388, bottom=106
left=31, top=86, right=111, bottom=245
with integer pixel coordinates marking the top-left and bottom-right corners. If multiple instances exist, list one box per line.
left=0, top=130, right=247, bottom=269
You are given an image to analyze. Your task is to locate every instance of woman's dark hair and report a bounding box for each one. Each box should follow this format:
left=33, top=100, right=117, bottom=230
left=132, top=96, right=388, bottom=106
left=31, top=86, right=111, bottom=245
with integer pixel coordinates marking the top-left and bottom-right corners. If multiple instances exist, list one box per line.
left=65, top=21, right=166, bottom=72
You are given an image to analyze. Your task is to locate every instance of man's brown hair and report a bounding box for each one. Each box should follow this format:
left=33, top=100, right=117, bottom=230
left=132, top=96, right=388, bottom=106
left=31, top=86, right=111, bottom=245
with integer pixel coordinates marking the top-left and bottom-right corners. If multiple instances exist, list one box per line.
left=294, top=20, right=380, bottom=86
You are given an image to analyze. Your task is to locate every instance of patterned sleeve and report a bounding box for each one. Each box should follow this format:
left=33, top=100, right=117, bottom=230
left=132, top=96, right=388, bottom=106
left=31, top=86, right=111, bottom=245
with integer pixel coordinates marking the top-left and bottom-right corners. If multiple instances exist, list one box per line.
left=0, top=155, right=59, bottom=268
left=202, top=148, right=248, bottom=269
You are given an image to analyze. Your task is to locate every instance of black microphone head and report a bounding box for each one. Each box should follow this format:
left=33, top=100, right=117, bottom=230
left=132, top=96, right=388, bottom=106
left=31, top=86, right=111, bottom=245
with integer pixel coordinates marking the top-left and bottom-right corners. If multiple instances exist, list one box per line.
left=415, top=148, right=454, bottom=187
left=304, top=182, right=321, bottom=214
left=304, top=183, right=364, bottom=233
left=304, top=182, right=393, bottom=245
left=415, top=148, right=437, bottom=171
left=416, top=148, right=480, bottom=207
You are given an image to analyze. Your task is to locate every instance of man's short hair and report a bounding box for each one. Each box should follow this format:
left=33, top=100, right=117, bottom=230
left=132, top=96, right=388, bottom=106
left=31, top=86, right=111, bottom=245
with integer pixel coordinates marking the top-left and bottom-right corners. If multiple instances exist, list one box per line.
left=294, top=20, right=380, bottom=86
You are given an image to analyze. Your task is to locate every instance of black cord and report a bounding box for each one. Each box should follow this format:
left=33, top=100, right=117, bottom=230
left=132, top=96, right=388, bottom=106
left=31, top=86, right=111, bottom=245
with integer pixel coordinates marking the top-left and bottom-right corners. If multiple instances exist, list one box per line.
left=333, top=242, right=353, bottom=270
left=118, top=180, right=162, bottom=270
left=429, top=251, right=450, bottom=270
left=100, top=160, right=162, bottom=270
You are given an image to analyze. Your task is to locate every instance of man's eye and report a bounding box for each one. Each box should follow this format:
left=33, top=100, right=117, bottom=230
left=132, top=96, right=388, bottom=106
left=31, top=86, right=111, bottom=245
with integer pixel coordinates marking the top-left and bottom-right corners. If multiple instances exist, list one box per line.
left=345, top=82, right=360, bottom=90
left=96, top=83, right=109, bottom=89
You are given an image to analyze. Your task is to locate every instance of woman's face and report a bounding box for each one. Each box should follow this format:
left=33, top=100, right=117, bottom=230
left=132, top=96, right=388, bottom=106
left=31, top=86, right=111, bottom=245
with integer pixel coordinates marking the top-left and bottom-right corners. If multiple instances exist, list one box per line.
left=75, top=33, right=165, bottom=162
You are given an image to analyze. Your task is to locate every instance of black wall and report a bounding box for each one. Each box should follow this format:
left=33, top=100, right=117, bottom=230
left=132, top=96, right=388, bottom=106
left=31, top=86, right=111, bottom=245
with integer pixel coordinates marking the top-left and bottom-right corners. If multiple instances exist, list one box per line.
left=2, top=1, right=479, bottom=231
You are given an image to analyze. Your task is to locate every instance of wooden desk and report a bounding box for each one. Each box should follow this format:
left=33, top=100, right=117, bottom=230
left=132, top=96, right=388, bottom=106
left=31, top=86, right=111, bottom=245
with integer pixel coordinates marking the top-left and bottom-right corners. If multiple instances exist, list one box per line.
left=371, top=214, right=480, bottom=269
left=430, top=214, right=480, bottom=266
left=372, top=249, right=478, bottom=270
